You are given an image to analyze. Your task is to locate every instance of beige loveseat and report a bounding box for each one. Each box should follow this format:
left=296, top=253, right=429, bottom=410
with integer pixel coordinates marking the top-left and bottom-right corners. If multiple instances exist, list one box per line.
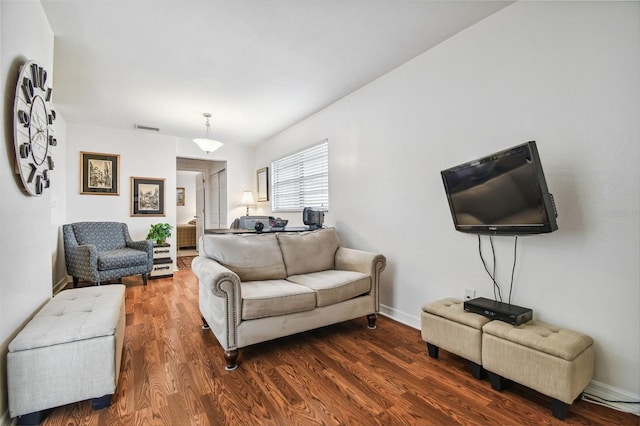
left=192, top=228, right=386, bottom=370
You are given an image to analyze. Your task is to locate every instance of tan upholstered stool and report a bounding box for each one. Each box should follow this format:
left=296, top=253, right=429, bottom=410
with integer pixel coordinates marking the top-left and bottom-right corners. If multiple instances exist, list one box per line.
left=482, top=319, right=594, bottom=420
left=8, top=285, right=125, bottom=425
left=421, top=298, right=491, bottom=378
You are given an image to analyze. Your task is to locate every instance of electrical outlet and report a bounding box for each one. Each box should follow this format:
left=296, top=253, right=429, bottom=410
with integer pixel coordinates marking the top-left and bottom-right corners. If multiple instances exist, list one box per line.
left=464, top=288, right=476, bottom=300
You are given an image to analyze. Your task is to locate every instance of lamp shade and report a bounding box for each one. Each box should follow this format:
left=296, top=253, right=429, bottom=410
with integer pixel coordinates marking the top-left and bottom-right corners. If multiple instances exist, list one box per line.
left=241, top=190, right=256, bottom=205
left=193, top=138, right=223, bottom=153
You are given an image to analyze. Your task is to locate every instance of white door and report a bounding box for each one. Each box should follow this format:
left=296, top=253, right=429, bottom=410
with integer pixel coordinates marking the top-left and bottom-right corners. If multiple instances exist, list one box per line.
left=195, top=172, right=205, bottom=249
left=219, top=169, right=227, bottom=227
left=209, top=172, right=220, bottom=229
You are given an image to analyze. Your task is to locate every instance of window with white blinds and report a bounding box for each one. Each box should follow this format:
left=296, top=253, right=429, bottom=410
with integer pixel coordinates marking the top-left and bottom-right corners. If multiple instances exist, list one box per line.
left=271, top=140, right=329, bottom=212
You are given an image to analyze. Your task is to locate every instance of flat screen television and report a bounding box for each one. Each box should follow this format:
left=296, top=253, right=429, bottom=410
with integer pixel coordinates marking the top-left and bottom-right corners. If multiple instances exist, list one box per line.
left=441, top=141, right=558, bottom=235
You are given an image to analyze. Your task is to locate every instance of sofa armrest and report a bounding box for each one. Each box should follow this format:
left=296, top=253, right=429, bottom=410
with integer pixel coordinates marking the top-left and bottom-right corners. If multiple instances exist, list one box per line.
left=192, top=256, right=243, bottom=350
left=335, top=247, right=386, bottom=310
left=335, top=247, right=386, bottom=276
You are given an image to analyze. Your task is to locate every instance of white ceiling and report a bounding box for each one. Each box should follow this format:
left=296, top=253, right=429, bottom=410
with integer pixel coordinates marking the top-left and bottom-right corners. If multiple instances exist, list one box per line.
left=41, top=0, right=511, bottom=146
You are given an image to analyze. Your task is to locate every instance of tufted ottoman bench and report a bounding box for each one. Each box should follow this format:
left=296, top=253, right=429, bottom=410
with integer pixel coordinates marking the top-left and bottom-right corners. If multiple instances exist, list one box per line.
left=482, top=319, right=594, bottom=420
left=421, top=298, right=491, bottom=379
left=8, top=285, right=125, bottom=425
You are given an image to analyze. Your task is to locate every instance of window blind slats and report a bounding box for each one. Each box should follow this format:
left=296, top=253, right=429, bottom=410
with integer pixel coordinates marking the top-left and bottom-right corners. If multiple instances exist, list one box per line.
left=272, top=140, right=329, bottom=212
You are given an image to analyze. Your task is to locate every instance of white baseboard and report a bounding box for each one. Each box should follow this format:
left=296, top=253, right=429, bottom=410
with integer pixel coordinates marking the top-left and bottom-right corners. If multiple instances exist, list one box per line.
left=379, top=303, right=420, bottom=330
left=379, top=304, right=639, bottom=416
left=585, top=380, right=640, bottom=415
left=1, top=409, right=16, bottom=426
left=53, top=276, right=69, bottom=295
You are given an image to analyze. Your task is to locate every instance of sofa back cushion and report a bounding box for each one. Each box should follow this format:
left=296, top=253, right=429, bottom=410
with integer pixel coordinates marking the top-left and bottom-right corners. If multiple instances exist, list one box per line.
left=277, top=228, right=340, bottom=276
left=201, top=233, right=287, bottom=281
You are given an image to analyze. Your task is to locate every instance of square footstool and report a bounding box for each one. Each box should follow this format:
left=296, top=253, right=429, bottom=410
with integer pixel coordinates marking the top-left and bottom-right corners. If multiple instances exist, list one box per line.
left=482, top=319, right=594, bottom=420
left=8, top=285, right=126, bottom=425
left=421, top=298, right=491, bottom=378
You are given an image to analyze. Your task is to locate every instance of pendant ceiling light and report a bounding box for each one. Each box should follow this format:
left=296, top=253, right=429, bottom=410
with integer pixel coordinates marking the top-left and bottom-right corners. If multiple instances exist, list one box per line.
left=193, top=113, right=223, bottom=153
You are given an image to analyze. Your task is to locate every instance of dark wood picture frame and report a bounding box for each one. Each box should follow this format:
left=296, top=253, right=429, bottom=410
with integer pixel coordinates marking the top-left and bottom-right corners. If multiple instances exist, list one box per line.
left=131, top=177, right=165, bottom=217
left=80, top=151, right=120, bottom=195
left=257, top=167, right=269, bottom=202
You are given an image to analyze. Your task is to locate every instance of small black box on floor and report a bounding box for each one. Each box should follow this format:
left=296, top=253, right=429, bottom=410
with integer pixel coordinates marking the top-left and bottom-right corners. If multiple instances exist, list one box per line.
left=464, top=297, right=532, bottom=325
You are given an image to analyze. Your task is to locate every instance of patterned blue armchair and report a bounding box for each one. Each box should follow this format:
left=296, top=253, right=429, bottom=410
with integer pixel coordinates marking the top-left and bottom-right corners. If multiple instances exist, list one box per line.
left=63, top=222, right=154, bottom=287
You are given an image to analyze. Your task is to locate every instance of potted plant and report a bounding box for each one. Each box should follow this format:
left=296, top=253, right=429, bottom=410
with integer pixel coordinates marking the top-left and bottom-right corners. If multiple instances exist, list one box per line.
left=147, top=223, right=173, bottom=245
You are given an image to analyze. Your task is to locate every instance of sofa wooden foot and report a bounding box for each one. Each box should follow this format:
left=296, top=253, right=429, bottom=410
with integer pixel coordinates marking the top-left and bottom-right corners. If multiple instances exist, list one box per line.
left=426, top=342, right=439, bottom=359
left=142, top=273, right=148, bottom=286
left=72, top=276, right=79, bottom=288
left=224, top=349, right=239, bottom=371
left=367, top=313, right=377, bottom=329
left=201, top=316, right=210, bottom=330
left=91, top=394, right=112, bottom=410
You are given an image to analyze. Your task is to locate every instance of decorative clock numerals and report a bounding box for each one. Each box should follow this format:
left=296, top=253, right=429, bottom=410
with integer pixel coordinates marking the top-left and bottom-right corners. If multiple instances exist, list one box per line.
left=13, top=60, right=57, bottom=196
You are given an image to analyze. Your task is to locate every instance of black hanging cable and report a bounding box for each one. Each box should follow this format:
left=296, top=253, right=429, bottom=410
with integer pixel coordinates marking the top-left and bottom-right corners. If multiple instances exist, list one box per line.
left=490, top=236, right=503, bottom=302
left=478, top=235, right=502, bottom=302
left=508, top=236, right=518, bottom=305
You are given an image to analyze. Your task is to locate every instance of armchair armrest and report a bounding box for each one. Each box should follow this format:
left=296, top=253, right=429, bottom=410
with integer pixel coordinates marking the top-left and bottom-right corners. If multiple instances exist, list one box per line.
left=127, top=239, right=153, bottom=253
left=64, top=244, right=99, bottom=281
left=192, top=256, right=242, bottom=350
left=126, top=239, right=154, bottom=267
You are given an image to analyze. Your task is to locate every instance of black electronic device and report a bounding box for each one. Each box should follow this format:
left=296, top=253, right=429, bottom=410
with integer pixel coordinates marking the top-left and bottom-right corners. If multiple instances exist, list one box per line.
left=464, top=297, right=533, bottom=325
left=303, top=207, right=324, bottom=230
left=441, top=141, right=558, bottom=235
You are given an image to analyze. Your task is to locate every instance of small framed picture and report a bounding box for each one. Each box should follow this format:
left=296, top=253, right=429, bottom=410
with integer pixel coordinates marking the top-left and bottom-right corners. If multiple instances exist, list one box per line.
left=176, top=187, right=185, bottom=206
left=80, top=151, right=119, bottom=195
left=257, top=167, right=269, bottom=202
left=131, top=177, right=165, bottom=217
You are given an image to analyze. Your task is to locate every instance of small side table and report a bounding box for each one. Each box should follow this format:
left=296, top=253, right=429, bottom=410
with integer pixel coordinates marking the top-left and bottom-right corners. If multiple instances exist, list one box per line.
left=149, top=243, right=173, bottom=279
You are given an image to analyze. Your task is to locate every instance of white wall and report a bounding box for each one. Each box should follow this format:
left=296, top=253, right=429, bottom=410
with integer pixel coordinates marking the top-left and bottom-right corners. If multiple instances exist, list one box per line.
left=255, top=1, right=640, bottom=397
left=0, top=0, right=62, bottom=421
left=176, top=171, right=197, bottom=224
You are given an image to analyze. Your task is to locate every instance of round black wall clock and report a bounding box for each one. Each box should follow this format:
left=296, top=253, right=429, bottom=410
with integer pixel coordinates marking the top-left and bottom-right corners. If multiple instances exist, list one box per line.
left=13, top=60, right=57, bottom=196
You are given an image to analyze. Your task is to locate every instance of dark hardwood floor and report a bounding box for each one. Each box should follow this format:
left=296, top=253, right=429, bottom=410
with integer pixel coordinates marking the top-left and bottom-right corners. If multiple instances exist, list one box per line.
left=41, top=271, right=637, bottom=425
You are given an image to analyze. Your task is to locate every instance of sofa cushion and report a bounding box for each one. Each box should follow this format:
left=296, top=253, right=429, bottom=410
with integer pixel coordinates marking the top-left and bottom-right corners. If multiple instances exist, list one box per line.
left=241, top=280, right=316, bottom=320
left=201, top=233, right=287, bottom=281
left=97, top=248, right=149, bottom=271
left=286, top=270, right=371, bottom=307
left=277, top=228, right=340, bottom=276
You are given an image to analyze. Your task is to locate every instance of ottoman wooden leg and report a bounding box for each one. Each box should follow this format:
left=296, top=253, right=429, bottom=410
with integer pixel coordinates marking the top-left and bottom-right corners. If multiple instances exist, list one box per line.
left=17, top=410, right=47, bottom=426
left=552, top=398, right=569, bottom=420
left=426, top=342, right=439, bottom=359
left=488, top=371, right=507, bottom=391
left=91, top=394, right=112, bottom=410
left=470, top=362, right=485, bottom=379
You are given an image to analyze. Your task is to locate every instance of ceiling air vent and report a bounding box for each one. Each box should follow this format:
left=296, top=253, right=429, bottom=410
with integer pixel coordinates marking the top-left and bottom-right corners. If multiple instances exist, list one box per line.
left=134, top=124, right=160, bottom=132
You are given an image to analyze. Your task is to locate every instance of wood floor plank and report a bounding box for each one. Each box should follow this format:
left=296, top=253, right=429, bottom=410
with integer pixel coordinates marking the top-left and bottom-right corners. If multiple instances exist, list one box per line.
left=38, top=272, right=638, bottom=426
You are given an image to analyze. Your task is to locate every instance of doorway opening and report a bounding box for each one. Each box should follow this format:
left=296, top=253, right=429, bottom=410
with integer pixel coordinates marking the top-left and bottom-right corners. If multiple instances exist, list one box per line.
left=176, top=158, right=227, bottom=261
